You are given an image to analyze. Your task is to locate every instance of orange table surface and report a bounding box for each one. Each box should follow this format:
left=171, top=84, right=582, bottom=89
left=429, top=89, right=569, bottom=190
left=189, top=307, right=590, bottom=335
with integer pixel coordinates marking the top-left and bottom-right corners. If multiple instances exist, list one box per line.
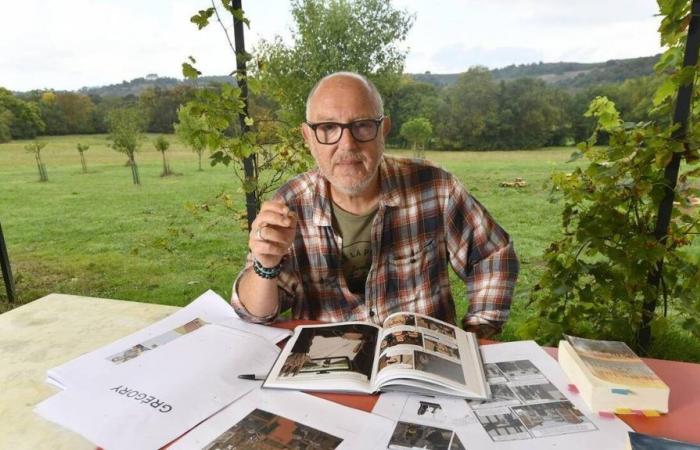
left=276, top=320, right=700, bottom=445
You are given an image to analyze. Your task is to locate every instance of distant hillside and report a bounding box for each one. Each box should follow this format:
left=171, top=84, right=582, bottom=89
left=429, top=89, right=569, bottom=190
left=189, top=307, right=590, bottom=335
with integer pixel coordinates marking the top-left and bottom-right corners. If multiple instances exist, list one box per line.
left=79, top=74, right=235, bottom=97
left=69, top=54, right=660, bottom=97
left=411, top=54, right=660, bottom=90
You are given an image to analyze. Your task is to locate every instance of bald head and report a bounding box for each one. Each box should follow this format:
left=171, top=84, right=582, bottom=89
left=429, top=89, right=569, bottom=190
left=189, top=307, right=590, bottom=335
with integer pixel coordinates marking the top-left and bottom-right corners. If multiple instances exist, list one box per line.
left=305, top=72, right=384, bottom=122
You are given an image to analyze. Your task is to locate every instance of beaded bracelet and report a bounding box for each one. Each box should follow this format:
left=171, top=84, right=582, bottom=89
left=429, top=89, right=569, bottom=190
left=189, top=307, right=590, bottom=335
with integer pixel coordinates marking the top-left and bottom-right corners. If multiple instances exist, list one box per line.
left=252, top=257, right=282, bottom=279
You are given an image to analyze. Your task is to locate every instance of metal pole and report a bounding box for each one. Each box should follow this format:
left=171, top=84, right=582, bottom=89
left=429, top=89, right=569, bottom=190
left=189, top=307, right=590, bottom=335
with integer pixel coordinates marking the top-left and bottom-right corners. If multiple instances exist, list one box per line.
left=0, top=222, right=16, bottom=303
left=232, top=0, right=259, bottom=231
left=640, top=0, right=700, bottom=352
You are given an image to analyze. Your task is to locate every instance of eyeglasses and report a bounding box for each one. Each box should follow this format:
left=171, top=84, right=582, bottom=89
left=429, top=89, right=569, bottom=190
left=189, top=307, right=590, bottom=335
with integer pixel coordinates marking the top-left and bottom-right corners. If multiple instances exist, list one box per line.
left=305, top=116, right=384, bottom=145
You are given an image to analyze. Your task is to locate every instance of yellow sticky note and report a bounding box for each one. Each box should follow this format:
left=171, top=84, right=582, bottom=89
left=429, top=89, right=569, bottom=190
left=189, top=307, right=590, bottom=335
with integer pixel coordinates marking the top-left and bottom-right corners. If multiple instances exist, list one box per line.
left=642, top=410, right=661, bottom=417
left=614, top=408, right=633, bottom=415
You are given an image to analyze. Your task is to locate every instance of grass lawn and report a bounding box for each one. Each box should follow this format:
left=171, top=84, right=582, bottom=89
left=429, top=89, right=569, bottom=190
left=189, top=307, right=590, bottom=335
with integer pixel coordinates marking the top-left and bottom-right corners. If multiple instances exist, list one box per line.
left=1, top=134, right=698, bottom=361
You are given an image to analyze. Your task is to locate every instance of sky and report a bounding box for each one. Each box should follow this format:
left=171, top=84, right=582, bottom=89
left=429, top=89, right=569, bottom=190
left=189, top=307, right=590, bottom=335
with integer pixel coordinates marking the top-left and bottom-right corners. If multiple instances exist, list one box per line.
left=0, top=0, right=665, bottom=92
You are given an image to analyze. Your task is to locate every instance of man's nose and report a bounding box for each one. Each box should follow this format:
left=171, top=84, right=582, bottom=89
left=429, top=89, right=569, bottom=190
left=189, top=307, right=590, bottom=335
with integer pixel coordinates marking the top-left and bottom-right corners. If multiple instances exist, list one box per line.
left=337, top=126, right=359, bottom=151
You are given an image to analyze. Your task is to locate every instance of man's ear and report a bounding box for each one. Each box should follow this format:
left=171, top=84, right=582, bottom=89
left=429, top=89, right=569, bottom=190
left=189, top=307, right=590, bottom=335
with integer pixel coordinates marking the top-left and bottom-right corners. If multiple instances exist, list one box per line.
left=382, top=116, right=392, bottom=137
left=300, top=122, right=312, bottom=145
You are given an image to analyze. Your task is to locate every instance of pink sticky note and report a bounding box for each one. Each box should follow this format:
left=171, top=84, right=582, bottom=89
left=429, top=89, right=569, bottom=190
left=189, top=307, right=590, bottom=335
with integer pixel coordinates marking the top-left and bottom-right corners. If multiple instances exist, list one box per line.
left=598, top=411, right=615, bottom=419
left=567, top=384, right=579, bottom=393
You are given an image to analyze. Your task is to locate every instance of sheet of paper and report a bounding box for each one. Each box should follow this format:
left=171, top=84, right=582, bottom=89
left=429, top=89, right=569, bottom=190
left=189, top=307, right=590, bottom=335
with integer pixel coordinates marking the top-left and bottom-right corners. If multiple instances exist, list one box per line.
left=373, top=341, right=632, bottom=450
left=35, top=324, right=280, bottom=450
left=170, top=388, right=395, bottom=450
left=47, top=290, right=290, bottom=390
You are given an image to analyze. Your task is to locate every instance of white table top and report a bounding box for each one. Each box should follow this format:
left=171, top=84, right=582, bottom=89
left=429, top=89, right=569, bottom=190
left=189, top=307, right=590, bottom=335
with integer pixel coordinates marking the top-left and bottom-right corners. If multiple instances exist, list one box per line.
left=0, top=293, right=180, bottom=450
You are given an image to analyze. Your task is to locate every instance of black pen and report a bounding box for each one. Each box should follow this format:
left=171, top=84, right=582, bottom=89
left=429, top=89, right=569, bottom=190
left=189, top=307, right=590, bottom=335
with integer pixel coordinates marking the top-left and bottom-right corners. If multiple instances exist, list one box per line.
left=237, top=374, right=266, bottom=381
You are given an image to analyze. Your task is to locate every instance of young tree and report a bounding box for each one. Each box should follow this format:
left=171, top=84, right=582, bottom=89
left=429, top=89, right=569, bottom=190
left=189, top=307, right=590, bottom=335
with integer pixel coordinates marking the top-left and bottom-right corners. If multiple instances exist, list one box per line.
left=400, top=117, right=432, bottom=158
left=76, top=143, right=89, bottom=173
left=107, top=107, right=145, bottom=185
left=153, top=135, right=172, bottom=176
left=175, top=103, right=207, bottom=171
left=255, top=0, right=414, bottom=125
left=25, top=141, right=48, bottom=182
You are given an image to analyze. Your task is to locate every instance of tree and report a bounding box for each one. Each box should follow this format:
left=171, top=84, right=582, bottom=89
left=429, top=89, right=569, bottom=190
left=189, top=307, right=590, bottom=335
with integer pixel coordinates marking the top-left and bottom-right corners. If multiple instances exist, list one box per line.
left=153, top=135, right=172, bottom=176
left=0, top=107, right=12, bottom=143
left=175, top=103, right=208, bottom=171
left=0, top=87, right=44, bottom=140
left=256, top=0, right=414, bottom=125
left=25, top=141, right=48, bottom=182
left=139, top=85, right=196, bottom=133
left=400, top=117, right=432, bottom=158
left=76, top=143, right=89, bottom=173
left=521, top=1, right=700, bottom=354
left=385, top=77, right=439, bottom=146
left=107, top=107, right=146, bottom=185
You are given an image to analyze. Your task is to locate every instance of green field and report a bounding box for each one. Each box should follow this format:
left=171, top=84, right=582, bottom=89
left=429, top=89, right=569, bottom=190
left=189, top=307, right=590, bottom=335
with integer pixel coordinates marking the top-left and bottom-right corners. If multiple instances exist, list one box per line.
left=2, top=134, right=698, bottom=360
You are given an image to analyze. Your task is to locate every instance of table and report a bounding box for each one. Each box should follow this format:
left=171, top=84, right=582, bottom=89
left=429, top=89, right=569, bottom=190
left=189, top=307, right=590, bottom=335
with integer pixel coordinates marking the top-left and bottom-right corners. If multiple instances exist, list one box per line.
left=2, top=294, right=699, bottom=449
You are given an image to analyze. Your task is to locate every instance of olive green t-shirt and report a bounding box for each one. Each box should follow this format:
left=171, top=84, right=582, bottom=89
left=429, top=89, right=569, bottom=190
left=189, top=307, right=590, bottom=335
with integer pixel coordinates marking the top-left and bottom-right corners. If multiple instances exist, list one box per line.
left=331, top=202, right=378, bottom=295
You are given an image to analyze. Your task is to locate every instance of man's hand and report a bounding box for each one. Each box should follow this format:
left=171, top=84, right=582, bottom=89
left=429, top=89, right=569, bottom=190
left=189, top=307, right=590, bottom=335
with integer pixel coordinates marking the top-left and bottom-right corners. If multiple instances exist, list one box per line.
left=249, top=200, right=297, bottom=268
left=280, top=352, right=311, bottom=376
left=465, top=323, right=500, bottom=339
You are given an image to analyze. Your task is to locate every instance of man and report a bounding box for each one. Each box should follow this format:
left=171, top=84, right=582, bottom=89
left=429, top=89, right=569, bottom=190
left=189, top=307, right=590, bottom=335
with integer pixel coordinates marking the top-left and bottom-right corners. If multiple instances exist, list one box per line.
left=231, top=71, right=518, bottom=338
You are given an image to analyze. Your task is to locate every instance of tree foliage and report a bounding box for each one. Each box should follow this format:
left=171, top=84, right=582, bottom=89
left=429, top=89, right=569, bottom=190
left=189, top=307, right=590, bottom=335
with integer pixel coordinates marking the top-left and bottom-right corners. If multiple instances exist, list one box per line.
left=256, top=0, right=414, bottom=124
left=107, top=107, right=146, bottom=185
left=153, top=135, right=172, bottom=176
left=25, top=141, right=48, bottom=182
left=76, top=143, right=89, bottom=174
left=521, top=0, right=700, bottom=353
left=400, top=117, right=432, bottom=158
left=0, top=87, right=44, bottom=140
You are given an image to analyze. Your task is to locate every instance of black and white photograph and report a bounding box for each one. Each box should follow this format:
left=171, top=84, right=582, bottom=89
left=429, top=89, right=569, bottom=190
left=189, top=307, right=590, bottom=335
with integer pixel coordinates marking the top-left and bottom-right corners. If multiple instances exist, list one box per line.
left=511, top=380, right=568, bottom=404
left=424, top=337, right=459, bottom=359
left=387, top=421, right=464, bottom=450
left=484, top=363, right=506, bottom=381
left=203, top=408, right=344, bottom=450
left=279, top=324, right=377, bottom=380
left=475, top=408, right=532, bottom=442
left=495, top=360, right=543, bottom=381
left=468, top=382, right=521, bottom=409
left=414, top=351, right=465, bottom=385
left=385, top=313, right=417, bottom=328
left=511, top=401, right=597, bottom=438
left=415, top=317, right=456, bottom=340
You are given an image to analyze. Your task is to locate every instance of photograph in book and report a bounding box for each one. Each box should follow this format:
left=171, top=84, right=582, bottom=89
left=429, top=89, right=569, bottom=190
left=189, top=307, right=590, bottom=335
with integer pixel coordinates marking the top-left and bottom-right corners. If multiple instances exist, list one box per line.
left=424, top=337, right=460, bottom=359
left=380, top=330, right=424, bottom=351
left=511, top=401, right=597, bottom=437
left=385, top=313, right=417, bottom=327
left=278, top=323, right=377, bottom=380
left=379, top=351, right=415, bottom=371
left=388, top=421, right=465, bottom=450
left=202, top=408, right=344, bottom=450
left=468, top=382, right=521, bottom=409
left=510, top=380, right=568, bottom=403
left=494, top=360, right=542, bottom=381
left=414, top=351, right=466, bottom=384
left=415, top=317, right=456, bottom=339
left=106, top=318, right=207, bottom=364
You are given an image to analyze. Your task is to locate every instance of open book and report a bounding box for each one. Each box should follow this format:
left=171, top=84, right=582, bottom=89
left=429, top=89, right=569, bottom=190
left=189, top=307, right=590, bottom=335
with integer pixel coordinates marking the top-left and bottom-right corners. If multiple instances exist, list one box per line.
left=263, top=312, right=490, bottom=399
left=558, top=335, right=669, bottom=413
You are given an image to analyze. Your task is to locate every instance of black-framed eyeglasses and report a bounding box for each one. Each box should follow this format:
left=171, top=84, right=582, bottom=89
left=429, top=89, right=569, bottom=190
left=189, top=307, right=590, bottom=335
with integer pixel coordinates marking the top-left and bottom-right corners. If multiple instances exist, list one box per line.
left=305, top=116, right=384, bottom=145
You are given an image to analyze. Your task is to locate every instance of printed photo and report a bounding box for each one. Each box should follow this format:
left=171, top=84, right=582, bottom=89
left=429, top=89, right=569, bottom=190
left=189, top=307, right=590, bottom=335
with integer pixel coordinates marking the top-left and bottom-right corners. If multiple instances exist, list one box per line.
left=107, top=318, right=207, bottom=365
left=298, top=356, right=351, bottom=374
left=424, top=337, right=459, bottom=359
left=468, top=383, right=521, bottom=409
left=475, top=408, right=531, bottom=442
left=385, top=313, right=417, bottom=328
left=416, top=317, right=456, bottom=339
left=511, top=401, right=597, bottom=438
left=280, top=324, right=378, bottom=380
left=203, top=408, right=343, bottom=450
left=511, top=381, right=567, bottom=404
left=380, top=330, right=423, bottom=351
left=388, top=421, right=464, bottom=450
left=484, top=363, right=506, bottom=381
left=414, top=351, right=465, bottom=385
left=495, top=360, right=542, bottom=381
left=378, top=352, right=414, bottom=371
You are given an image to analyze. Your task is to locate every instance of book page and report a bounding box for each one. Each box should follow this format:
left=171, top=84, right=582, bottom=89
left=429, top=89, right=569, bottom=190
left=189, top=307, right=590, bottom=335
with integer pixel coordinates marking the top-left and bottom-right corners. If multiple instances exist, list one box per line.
left=264, top=322, right=381, bottom=393
left=372, top=312, right=487, bottom=398
left=565, top=335, right=664, bottom=387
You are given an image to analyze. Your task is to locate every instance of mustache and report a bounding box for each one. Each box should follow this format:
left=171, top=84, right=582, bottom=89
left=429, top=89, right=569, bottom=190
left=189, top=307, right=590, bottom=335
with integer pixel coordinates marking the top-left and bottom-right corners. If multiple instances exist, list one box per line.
left=332, top=153, right=365, bottom=164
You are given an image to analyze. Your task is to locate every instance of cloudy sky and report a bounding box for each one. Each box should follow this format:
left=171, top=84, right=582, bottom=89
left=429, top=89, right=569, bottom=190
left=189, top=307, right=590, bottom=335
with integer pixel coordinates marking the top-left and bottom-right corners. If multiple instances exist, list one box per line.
left=0, top=0, right=664, bottom=92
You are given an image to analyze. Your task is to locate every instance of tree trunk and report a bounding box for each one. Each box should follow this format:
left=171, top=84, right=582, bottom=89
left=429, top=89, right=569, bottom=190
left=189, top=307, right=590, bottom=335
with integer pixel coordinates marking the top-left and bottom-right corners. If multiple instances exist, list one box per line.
left=129, top=153, right=140, bottom=185
left=35, top=154, right=48, bottom=182
left=161, top=151, right=170, bottom=176
left=198, top=151, right=203, bottom=171
left=80, top=152, right=87, bottom=173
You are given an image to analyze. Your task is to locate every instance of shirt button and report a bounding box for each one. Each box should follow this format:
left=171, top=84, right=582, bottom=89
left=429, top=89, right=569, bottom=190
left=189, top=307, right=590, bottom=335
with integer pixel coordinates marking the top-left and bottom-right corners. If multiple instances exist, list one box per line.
left=369, top=310, right=375, bottom=317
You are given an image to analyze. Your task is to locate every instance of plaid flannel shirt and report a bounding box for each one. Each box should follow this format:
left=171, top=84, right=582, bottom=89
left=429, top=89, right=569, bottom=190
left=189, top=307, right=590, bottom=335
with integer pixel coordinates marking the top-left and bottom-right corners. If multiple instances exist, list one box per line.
left=231, top=155, right=518, bottom=329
